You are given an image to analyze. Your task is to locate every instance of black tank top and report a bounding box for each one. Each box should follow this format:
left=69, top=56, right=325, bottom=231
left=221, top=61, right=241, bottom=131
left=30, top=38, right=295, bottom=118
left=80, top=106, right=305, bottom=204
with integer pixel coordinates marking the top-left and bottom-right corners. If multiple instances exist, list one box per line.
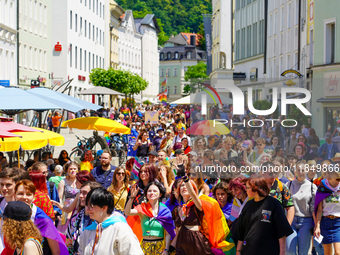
left=137, top=142, right=148, bottom=157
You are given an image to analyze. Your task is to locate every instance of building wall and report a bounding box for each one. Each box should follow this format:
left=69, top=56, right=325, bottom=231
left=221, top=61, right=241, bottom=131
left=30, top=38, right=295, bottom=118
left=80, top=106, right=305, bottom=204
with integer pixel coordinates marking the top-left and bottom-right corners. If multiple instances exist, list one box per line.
left=140, top=24, right=159, bottom=102
left=109, top=0, right=122, bottom=70
left=159, top=62, right=181, bottom=101
left=51, top=0, right=107, bottom=104
left=18, top=0, right=51, bottom=88
left=0, top=0, right=17, bottom=86
left=118, top=14, right=142, bottom=77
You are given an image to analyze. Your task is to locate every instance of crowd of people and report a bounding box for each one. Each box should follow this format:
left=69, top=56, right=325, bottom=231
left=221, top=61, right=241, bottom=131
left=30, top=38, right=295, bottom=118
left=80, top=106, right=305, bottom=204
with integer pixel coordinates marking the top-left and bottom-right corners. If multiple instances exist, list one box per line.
left=1, top=103, right=340, bottom=255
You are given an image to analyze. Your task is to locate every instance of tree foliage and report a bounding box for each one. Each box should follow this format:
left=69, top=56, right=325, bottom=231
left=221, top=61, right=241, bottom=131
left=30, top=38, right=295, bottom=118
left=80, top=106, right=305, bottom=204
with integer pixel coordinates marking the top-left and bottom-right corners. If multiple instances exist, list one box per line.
left=89, top=68, right=148, bottom=95
left=184, top=61, right=208, bottom=81
left=116, top=0, right=212, bottom=45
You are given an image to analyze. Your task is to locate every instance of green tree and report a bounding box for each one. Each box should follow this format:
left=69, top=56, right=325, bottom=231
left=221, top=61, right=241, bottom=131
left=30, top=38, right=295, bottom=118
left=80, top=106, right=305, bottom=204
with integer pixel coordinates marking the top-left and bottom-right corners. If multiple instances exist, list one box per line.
left=183, top=61, right=208, bottom=95
left=253, top=100, right=279, bottom=118
left=89, top=68, right=148, bottom=97
left=197, top=22, right=206, bottom=51
left=184, top=61, right=208, bottom=81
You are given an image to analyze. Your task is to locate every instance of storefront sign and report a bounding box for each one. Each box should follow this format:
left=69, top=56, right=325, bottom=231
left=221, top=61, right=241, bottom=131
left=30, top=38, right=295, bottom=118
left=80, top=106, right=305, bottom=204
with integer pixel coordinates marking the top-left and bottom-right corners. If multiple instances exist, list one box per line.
left=324, top=71, right=340, bottom=97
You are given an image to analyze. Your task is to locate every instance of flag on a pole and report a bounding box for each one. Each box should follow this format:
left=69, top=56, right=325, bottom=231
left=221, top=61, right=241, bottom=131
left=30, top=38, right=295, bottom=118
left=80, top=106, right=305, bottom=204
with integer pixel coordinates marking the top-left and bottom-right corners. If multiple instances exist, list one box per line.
left=161, top=77, right=167, bottom=86
left=157, top=89, right=167, bottom=105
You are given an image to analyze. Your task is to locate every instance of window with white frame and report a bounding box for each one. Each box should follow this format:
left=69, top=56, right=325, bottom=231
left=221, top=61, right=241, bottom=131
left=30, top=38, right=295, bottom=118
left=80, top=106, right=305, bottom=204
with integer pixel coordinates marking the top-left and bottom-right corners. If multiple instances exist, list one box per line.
left=166, top=68, right=170, bottom=76
left=325, top=21, right=336, bottom=64
left=70, top=11, right=72, bottom=29
left=80, top=48, right=82, bottom=70
left=161, top=69, right=164, bottom=77
left=173, top=68, right=177, bottom=76
left=288, top=3, right=291, bottom=28
left=75, top=14, right=77, bottom=32
left=280, top=6, right=284, bottom=31
left=174, top=86, right=177, bottom=94
left=75, top=46, right=77, bottom=69
left=187, top=52, right=192, bottom=59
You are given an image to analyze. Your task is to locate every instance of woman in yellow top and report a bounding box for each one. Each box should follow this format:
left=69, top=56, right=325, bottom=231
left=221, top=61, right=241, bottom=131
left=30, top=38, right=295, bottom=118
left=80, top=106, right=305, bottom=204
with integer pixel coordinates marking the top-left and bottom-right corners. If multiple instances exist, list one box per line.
left=107, top=167, right=130, bottom=215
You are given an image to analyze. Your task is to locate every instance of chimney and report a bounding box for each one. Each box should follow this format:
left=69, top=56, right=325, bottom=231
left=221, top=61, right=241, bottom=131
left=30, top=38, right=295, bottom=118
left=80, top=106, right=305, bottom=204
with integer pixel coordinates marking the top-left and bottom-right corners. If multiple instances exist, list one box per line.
left=190, top=35, right=196, bottom=46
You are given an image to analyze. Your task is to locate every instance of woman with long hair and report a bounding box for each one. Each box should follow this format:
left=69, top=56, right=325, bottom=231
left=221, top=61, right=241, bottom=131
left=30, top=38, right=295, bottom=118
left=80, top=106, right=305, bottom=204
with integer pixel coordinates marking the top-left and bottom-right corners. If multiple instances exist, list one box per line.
left=15, top=180, right=68, bottom=255
left=1, top=201, right=43, bottom=255
left=29, top=171, right=55, bottom=220
left=298, top=134, right=316, bottom=160
left=164, top=179, right=181, bottom=212
left=66, top=181, right=101, bottom=254
left=293, top=142, right=314, bottom=161
left=285, top=163, right=319, bottom=255
left=57, top=161, right=80, bottom=234
left=172, top=177, right=234, bottom=254
left=158, top=164, right=175, bottom=197
left=212, top=181, right=234, bottom=221
left=127, top=163, right=158, bottom=207
left=107, top=167, right=130, bottom=215
left=133, top=130, right=152, bottom=160
left=193, top=136, right=206, bottom=151
left=57, top=150, right=70, bottom=167
left=234, top=178, right=293, bottom=255
left=125, top=182, right=175, bottom=254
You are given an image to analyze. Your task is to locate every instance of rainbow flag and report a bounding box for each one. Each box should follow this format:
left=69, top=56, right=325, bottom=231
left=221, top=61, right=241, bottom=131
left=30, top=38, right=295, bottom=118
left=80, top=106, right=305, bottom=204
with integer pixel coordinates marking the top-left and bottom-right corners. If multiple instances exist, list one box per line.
left=157, top=90, right=167, bottom=105
left=161, top=77, right=167, bottom=86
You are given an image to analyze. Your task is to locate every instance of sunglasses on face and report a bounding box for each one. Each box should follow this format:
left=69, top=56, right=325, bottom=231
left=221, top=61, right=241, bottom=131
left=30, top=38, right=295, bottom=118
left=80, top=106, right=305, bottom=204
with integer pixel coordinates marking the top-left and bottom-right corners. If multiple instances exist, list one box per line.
left=117, top=172, right=125, bottom=176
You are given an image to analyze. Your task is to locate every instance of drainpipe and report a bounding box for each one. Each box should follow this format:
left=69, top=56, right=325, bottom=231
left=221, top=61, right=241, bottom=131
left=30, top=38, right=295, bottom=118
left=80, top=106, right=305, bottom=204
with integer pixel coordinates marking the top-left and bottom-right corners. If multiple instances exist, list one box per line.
left=298, top=0, right=301, bottom=71
left=264, top=0, right=268, bottom=74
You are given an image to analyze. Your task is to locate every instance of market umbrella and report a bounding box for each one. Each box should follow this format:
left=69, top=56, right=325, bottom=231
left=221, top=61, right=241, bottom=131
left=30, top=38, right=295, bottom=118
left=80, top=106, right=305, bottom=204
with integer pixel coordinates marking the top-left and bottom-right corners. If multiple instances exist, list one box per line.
left=0, top=131, right=22, bottom=138
left=0, top=128, right=65, bottom=152
left=0, top=122, right=42, bottom=133
left=61, top=117, right=131, bottom=134
left=186, top=120, right=230, bottom=136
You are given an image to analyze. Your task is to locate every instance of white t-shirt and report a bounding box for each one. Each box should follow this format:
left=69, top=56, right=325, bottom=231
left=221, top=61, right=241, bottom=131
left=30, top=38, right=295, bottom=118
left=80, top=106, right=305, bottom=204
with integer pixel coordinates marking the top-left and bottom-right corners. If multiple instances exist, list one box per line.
left=322, top=180, right=340, bottom=217
left=172, top=134, right=191, bottom=146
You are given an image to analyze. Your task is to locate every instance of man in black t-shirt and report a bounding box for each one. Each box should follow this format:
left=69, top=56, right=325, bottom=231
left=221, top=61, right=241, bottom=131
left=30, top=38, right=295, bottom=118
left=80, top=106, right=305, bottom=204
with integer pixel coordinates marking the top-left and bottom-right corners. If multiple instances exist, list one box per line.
left=234, top=196, right=293, bottom=255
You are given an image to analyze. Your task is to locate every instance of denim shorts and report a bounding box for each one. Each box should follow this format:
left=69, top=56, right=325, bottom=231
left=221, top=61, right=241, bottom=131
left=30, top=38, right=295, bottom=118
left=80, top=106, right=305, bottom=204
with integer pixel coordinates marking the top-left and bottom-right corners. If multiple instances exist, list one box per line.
left=321, top=216, right=340, bottom=244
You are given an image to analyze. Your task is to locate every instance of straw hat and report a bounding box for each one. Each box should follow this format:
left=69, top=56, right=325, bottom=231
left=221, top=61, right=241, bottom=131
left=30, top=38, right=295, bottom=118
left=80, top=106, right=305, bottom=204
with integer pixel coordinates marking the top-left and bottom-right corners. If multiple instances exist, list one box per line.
left=331, top=152, right=340, bottom=162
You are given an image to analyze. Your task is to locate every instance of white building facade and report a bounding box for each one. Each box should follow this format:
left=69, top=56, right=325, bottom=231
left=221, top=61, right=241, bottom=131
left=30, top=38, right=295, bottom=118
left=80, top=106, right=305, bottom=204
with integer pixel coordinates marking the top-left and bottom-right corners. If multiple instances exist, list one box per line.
left=18, top=0, right=52, bottom=89
left=51, top=0, right=108, bottom=104
left=118, top=10, right=142, bottom=102
left=0, top=0, right=17, bottom=86
left=135, top=15, right=160, bottom=103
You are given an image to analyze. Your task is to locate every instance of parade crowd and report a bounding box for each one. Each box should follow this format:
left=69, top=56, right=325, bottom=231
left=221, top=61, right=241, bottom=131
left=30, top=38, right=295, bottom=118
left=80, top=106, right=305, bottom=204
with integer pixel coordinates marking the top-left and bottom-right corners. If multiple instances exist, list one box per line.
left=1, top=103, right=340, bottom=255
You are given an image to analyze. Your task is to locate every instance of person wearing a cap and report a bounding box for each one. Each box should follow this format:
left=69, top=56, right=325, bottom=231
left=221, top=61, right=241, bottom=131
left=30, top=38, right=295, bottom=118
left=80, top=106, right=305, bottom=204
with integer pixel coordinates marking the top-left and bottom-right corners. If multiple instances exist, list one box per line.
left=1, top=201, right=43, bottom=255
left=319, top=132, right=340, bottom=162
left=153, top=128, right=165, bottom=152
left=148, top=151, right=158, bottom=164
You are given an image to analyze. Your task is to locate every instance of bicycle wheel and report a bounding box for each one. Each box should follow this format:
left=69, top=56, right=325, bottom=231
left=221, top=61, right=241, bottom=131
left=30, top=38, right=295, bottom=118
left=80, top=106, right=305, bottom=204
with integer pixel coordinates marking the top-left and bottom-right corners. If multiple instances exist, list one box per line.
left=117, top=150, right=126, bottom=166
left=70, top=149, right=83, bottom=162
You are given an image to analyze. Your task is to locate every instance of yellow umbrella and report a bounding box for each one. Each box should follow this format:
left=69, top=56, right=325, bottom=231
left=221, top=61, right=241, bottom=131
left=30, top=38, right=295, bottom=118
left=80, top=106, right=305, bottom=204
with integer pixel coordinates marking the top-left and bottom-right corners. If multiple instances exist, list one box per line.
left=0, top=128, right=65, bottom=152
left=62, top=117, right=131, bottom=134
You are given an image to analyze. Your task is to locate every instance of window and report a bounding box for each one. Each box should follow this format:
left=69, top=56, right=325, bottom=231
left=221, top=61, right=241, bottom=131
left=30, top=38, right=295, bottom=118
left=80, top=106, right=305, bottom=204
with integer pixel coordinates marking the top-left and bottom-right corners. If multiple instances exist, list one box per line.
left=84, top=50, right=86, bottom=71
left=100, top=29, right=101, bottom=44
left=75, top=14, right=77, bottom=32
left=89, top=52, right=91, bottom=71
left=288, top=3, right=291, bottom=28
left=92, top=53, right=94, bottom=69
left=167, top=52, right=171, bottom=59
left=236, top=0, right=240, bottom=10
left=80, top=17, right=82, bottom=34
left=287, top=54, right=290, bottom=70
left=161, top=69, right=164, bottom=77
left=70, top=11, right=72, bottom=29
left=166, top=68, right=170, bottom=76
left=96, top=27, right=98, bottom=42
left=295, top=0, right=299, bottom=25
left=96, top=55, right=98, bottom=68
left=280, top=6, right=284, bottom=31
left=236, top=30, right=240, bottom=60
left=96, top=0, right=98, bottom=15
left=269, top=13, right=272, bottom=36
left=80, top=48, right=82, bottom=70
left=241, top=28, right=245, bottom=59
left=89, top=23, right=91, bottom=39
left=325, top=22, right=336, bottom=64
left=70, top=44, right=72, bottom=67
left=103, top=32, right=104, bottom=46
left=93, top=0, right=95, bottom=12
left=174, top=86, right=177, bottom=94
left=274, top=11, right=277, bottom=35
left=280, top=56, right=283, bottom=74
left=85, top=0, right=87, bottom=6
left=175, top=52, right=179, bottom=59
left=100, top=3, right=101, bottom=17
left=187, top=52, right=192, bottom=59
left=103, top=5, right=104, bottom=19
left=174, top=68, right=177, bottom=76
left=93, top=25, right=95, bottom=41
left=89, top=0, right=91, bottom=9
left=85, top=20, right=87, bottom=37
left=247, top=26, right=251, bottom=57
left=253, top=23, right=257, bottom=55
left=160, top=53, right=164, bottom=60
left=167, top=86, right=170, bottom=94
left=75, top=46, right=77, bottom=69
left=100, top=57, right=101, bottom=68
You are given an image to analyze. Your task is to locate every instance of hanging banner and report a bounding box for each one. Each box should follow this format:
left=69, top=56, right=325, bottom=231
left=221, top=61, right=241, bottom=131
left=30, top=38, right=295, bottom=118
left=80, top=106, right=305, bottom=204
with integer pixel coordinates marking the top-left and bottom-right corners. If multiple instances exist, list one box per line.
left=203, top=15, right=212, bottom=75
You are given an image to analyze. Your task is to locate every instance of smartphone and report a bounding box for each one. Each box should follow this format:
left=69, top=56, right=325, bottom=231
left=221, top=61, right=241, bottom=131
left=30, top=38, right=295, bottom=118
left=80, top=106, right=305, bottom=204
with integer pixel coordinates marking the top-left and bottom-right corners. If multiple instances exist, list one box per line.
left=242, top=141, right=249, bottom=148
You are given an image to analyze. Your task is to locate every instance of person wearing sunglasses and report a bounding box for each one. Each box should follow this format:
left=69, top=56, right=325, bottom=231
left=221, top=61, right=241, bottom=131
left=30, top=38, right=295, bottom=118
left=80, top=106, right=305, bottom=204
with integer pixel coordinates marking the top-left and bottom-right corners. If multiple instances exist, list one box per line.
left=107, top=167, right=130, bottom=215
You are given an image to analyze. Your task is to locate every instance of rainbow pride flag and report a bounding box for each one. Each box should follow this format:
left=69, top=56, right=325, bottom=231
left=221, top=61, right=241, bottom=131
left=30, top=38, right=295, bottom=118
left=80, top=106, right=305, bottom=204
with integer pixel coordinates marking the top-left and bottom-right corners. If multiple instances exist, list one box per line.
left=157, top=90, right=167, bottom=105
left=161, top=77, right=167, bottom=86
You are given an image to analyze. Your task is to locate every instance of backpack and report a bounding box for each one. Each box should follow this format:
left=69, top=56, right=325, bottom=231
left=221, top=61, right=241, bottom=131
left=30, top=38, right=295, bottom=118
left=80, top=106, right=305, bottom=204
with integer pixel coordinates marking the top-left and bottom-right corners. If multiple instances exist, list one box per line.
left=49, top=181, right=55, bottom=199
